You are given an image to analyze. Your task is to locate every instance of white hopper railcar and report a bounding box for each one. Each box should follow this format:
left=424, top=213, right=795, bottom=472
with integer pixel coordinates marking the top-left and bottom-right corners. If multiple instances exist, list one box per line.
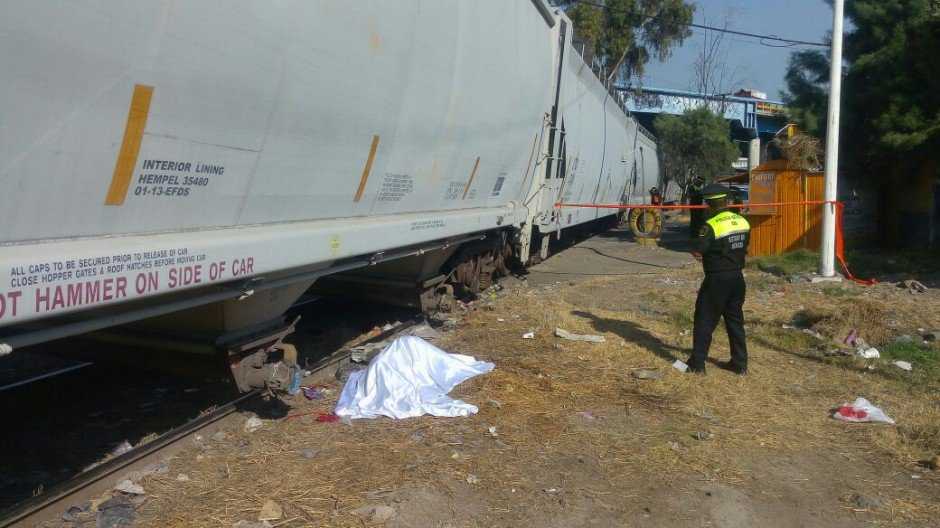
left=0, top=0, right=661, bottom=390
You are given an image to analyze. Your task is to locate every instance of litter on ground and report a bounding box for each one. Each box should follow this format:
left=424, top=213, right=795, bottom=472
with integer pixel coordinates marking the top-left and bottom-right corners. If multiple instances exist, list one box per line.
left=350, top=342, right=387, bottom=363
left=893, top=360, right=913, bottom=371
left=554, top=327, right=606, bottom=343
left=302, top=386, right=327, bottom=400
left=832, top=397, right=896, bottom=425
left=407, top=322, right=442, bottom=339
left=843, top=329, right=859, bottom=346
left=631, top=368, right=663, bottom=380
left=108, top=441, right=133, bottom=458
left=316, top=413, right=340, bottom=423
left=334, top=336, right=494, bottom=420
left=243, top=417, right=263, bottom=433
left=672, top=359, right=689, bottom=372
left=802, top=328, right=825, bottom=340
left=113, top=479, right=145, bottom=495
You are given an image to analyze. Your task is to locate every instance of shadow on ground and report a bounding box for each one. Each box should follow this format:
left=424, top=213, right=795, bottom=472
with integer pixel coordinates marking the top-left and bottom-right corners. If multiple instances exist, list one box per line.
left=572, top=309, right=685, bottom=364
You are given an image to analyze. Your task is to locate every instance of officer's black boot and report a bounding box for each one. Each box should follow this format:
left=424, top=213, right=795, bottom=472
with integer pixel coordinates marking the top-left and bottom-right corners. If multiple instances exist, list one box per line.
left=717, top=360, right=747, bottom=375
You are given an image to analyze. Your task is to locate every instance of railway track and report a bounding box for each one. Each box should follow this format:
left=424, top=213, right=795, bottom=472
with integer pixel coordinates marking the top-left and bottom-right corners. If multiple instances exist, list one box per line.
left=0, top=389, right=263, bottom=528
left=0, top=317, right=422, bottom=528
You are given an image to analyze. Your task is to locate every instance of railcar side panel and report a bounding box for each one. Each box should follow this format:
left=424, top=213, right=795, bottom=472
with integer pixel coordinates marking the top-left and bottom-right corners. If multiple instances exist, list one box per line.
left=0, top=1, right=660, bottom=334
left=537, top=21, right=657, bottom=234
left=0, top=1, right=554, bottom=243
left=0, top=1, right=556, bottom=329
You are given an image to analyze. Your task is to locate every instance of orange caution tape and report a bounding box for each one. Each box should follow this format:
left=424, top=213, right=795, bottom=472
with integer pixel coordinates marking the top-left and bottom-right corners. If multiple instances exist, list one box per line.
left=555, top=200, right=833, bottom=210
left=555, top=200, right=875, bottom=285
left=835, top=202, right=876, bottom=285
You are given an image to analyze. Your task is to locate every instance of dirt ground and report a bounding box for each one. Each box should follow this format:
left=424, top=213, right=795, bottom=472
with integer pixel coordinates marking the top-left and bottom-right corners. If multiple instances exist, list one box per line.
left=124, top=227, right=940, bottom=528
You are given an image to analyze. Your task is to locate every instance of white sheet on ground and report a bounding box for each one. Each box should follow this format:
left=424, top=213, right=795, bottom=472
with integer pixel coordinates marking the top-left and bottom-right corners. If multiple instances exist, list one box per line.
left=335, top=336, right=494, bottom=420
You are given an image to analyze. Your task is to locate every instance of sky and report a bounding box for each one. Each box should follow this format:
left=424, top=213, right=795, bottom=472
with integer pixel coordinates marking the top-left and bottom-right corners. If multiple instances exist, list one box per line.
left=640, top=0, right=834, bottom=100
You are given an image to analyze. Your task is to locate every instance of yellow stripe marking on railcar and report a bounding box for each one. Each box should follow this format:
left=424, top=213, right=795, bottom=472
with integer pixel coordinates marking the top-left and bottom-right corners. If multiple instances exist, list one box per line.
left=105, top=84, right=154, bottom=205
left=462, top=157, right=481, bottom=200
left=354, top=135, right=380, bottom=202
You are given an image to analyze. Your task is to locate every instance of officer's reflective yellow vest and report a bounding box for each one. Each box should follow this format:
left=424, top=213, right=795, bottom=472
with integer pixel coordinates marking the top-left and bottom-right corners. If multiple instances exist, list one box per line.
left=706, top=211, right=750, bottom=239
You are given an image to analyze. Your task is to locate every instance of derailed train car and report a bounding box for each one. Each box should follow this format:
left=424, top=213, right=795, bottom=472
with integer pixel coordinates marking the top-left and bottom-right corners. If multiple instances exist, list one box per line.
left=0, top=0, right=661, bottom=390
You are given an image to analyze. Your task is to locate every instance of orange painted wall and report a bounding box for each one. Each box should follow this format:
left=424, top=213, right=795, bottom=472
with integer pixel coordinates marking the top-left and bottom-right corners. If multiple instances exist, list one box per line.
left=745, top=161, right=824, bottom=256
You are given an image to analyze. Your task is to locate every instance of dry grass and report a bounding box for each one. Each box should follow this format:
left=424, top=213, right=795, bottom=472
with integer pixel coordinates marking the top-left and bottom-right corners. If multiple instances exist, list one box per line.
left=135, top=268, right=940, bottom=526
left=777, top=132, right=823, bottom=171
left=808, top=299, right=892, bottom=346
left=458, top=273, right=940, bottom=511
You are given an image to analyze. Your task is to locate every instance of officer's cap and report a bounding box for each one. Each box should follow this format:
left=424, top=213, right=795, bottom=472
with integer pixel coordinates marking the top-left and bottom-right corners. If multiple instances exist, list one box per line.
left=702, top=183, right=729, bottom=200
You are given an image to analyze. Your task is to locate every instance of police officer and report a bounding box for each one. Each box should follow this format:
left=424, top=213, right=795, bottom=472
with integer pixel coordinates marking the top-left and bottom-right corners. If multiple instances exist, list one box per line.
left=687, top=183, right=751, bottom=375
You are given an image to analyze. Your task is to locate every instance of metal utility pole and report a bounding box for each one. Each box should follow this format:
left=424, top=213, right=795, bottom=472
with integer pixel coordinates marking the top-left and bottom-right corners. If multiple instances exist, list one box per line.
left=819, top=0, right=844, bottom=277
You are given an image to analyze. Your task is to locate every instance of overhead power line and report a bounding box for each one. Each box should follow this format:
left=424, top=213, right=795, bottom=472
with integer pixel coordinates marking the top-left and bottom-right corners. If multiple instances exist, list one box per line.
left=566, top=0, right=830, bottom=48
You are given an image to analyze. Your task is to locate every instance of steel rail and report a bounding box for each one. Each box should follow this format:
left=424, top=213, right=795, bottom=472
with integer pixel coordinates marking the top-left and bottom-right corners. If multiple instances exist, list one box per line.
left=0, top=389, right=262, bottom=528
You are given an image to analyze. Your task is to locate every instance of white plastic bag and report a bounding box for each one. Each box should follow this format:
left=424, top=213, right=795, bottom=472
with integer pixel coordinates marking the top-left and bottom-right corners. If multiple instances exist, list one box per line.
left=832, top=397, right=895, bottom=424
left=554, top=328, right=605, bottom=343
left=335, top=336, right=494, bottom=420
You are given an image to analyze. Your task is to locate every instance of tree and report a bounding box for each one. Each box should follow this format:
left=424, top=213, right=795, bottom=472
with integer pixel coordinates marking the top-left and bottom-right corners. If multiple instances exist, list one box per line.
left=781, top=49, right=830, bottom=138
left=782, top=0, right=940, bottom=171
left=654, top=107, right=739, bottom=202
left=842, top=0, right=940, bottom=159
left=562, top=0, right=696, bottom=82
left=691, top=13, right=741, bottom=108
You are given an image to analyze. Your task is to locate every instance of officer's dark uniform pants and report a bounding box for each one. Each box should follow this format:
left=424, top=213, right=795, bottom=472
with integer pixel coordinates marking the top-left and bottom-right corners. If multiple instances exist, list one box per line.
left=690, top=270, right=747, bottom=370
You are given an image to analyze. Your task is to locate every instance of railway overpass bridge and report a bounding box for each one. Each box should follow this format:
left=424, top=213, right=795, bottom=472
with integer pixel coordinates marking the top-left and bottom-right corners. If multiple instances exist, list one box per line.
left=618, top=86, right=789, bottom=172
